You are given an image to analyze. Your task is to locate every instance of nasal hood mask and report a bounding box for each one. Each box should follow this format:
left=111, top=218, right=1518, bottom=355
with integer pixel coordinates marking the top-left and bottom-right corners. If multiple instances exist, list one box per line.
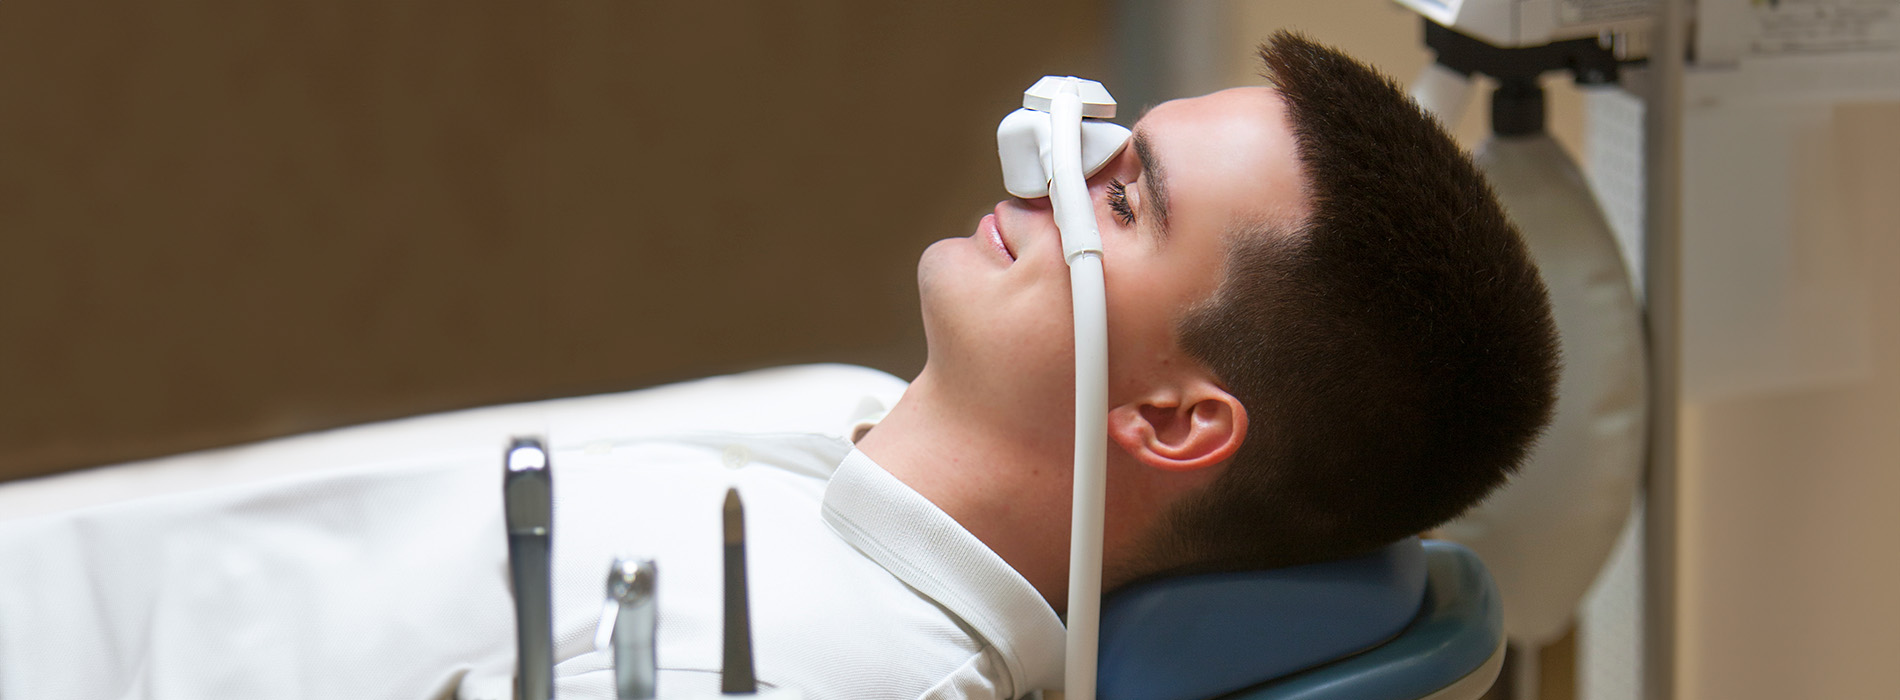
left=997, top=76, right=1133, bottom=199
left=991, top=74, right=1123, bottom=700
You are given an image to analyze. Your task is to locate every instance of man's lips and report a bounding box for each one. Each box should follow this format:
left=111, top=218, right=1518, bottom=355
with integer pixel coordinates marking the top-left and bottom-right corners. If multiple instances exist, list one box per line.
left=980, top=210, right=1015, bottom=262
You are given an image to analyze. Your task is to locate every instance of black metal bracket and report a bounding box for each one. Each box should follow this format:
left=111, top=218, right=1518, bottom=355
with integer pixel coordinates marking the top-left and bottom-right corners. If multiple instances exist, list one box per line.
left=1422, top=19, right=1621, bottom=136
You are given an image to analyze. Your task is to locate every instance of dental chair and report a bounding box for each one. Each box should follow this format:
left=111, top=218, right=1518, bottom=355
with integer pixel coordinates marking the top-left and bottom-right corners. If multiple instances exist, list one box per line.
left=1098, top=537, right=1505, bottom=700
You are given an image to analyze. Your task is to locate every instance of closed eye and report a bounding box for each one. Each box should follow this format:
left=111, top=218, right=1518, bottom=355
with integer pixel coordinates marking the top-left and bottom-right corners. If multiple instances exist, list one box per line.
left=1107, top=179, right=1135, bottom=226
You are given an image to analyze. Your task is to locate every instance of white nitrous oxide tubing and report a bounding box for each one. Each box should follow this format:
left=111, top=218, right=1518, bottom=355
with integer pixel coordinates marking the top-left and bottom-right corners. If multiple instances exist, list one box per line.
left=1048, top=80, right=1108, bottom=700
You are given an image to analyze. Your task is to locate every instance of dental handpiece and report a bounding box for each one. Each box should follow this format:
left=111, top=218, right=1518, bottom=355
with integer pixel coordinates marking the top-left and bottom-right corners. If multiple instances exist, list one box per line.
left=504, top=438, right=555, bottom=700
left=606, top=557, right=658, bottom=700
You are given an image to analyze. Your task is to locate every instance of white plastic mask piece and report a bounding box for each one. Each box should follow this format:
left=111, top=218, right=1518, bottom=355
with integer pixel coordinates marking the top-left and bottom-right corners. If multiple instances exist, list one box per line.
left=997, top=109, right=1132, bottom=199
left=1022, top=75, right=1121, bottom=117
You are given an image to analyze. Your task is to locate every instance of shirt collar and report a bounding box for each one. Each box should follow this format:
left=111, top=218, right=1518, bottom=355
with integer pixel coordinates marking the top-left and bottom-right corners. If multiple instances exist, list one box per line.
left=821, top=449, right=1067, bottom=696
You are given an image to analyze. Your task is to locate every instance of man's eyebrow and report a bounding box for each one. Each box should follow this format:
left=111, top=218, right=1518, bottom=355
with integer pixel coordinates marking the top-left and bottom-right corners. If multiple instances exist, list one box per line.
left=1133, top=128, right=1171, bottom=239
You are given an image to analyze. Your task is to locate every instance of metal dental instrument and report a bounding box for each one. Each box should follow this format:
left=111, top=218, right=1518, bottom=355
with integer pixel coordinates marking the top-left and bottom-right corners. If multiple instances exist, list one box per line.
left=600, top=557, right=658, bottom=700
left=505, top=437, right=556, bottom=700
left=720, top=488, right=757, bottom=695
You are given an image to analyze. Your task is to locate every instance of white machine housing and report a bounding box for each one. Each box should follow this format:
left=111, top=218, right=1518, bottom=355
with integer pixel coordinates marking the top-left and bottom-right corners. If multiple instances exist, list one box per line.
left=1392, top=0, right=1652, bottom=48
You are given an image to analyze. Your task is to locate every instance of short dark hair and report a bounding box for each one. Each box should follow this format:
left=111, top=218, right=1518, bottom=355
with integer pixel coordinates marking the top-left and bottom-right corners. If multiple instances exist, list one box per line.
left=1152, top=32, right=1560, bottom=574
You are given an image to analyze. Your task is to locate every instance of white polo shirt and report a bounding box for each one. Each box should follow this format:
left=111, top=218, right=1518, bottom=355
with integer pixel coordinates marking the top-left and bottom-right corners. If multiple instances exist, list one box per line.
left=0, top=366, right=1065, bottom=700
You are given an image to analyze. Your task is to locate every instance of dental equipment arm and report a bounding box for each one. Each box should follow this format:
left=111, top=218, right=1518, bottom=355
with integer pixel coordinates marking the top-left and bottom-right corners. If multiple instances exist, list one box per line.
left=504, top=438, right=556, bottom=700
left=999, top=76, right=1129, bottom=700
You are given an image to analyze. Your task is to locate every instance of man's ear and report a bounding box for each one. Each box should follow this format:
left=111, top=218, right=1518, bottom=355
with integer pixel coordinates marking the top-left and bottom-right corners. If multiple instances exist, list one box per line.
left=1107, top=382, right=1248, bottom=472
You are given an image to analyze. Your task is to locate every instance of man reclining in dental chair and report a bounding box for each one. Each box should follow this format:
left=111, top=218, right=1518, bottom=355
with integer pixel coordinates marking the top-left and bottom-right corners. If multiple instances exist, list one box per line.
left=0, top=33, right=1556, bottom=700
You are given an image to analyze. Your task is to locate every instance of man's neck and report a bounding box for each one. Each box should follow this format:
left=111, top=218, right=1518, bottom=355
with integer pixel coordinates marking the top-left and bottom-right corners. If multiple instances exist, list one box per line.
left=854, top=370, right=1077, bottom=613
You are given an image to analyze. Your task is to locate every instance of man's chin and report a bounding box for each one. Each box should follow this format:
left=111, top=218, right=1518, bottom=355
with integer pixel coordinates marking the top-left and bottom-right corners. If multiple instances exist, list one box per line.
left=915, top=242, right=941, bottom=288
left=914, top=240, right=977, bottom=326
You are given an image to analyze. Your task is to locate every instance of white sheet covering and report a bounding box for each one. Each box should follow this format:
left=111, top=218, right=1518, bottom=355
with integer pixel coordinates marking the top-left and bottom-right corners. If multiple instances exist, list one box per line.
left=0, top=365, right=1062, bottom=699
left=0, top=364, right=906, bottom=523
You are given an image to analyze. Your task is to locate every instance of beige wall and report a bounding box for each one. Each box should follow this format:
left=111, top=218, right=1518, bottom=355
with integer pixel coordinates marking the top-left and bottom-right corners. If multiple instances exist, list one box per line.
left=0, top=1, right=1103, bottom=481
left=1677, top=102, right=1900, bottom=699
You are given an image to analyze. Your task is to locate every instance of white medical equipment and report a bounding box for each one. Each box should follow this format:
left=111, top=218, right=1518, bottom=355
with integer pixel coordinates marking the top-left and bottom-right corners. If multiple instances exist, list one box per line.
left=996, top=78, right=1131, bottom=201
left=995, top=75, right=1132, bottom=700
left=1396, top=8, right=1653, bottom=698
left=1393, top=0, right=1652, bottom=50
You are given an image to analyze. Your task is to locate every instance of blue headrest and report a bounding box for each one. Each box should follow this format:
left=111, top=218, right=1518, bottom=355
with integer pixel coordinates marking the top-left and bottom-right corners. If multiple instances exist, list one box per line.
left=1097, top=538, right=1428, bottom=700
left=1232, top=540, right=1503, bottom=700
